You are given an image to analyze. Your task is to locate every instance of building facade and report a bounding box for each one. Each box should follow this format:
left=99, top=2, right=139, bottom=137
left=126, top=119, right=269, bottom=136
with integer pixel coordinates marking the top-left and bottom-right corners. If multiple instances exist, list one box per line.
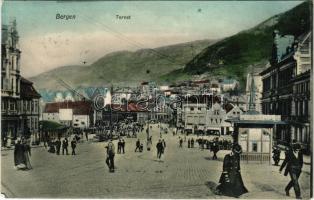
left=1, top=20, right=41, bottom=145
left=260, top=31, right=311, bottom=152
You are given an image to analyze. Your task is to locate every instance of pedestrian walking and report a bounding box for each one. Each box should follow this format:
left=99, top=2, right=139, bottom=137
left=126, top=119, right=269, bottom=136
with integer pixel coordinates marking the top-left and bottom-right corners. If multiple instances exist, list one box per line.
left=135, top=139, right=141, bottom=152
left=279, top=141, right=303, bottom=199
left=272, top=146, right=281, bottom=166
left=156, top=139, right=163, bottom=159
left=162, top=139, right=166, bottom=154
left=147, top=139, right=152, bottom=151
left=55, top=138, right=61, bottom=155
left=211, top=139, right=219, bottom=160
left=85, top=130, right=89, bottom=141
left=117, top=139, right=122, bottom=154
left=62, top=138, right=69, bottom=155
left=122, top=139, right=125, bottom=154
left=179, top=138, right=183, bottom=148
left=71, top=138, right=77, bottom=155
left=215, top=144, right=248, bottom=198
left=188, top=139, right=191, bottom=148
left=105, top=140, right=115, bottom=172
left=191, top=138, right=194, bottom=148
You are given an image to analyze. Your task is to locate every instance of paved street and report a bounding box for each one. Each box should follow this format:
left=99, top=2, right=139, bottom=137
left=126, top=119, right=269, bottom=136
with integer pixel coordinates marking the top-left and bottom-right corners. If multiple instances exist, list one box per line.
left=1, top=124, right=311, bottom=199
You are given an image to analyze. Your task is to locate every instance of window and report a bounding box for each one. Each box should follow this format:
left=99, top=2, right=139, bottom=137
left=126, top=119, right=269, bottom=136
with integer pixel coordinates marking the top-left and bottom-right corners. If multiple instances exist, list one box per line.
left=9, top=101, right=15, bottom=111
left=252, top=142, right=258, bottom=152
left=190, top=107, right=194, bottom=111
left=198, top=107, right=201, bottom=111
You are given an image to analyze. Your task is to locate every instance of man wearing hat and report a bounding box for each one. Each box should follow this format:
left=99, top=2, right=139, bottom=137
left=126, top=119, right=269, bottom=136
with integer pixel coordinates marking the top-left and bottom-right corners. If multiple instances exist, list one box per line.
left=279, top=140, right=303, bottom=199
left=272, top=145, right=281, bottom=166
left=105, top=139, right=115, bottom=172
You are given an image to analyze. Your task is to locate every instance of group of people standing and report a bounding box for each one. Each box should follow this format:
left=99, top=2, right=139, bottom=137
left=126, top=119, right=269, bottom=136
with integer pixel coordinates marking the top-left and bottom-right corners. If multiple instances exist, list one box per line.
left=47, top=137, right=78, bottom=155
left=14, top=137, right=32, bottom=170
left=117, top=139, right=125, bottom=154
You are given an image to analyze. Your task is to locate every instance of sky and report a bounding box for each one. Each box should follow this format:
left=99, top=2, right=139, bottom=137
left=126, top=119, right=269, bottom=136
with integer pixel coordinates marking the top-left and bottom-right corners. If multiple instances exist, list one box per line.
left=2, top=1, right=302, bottom=78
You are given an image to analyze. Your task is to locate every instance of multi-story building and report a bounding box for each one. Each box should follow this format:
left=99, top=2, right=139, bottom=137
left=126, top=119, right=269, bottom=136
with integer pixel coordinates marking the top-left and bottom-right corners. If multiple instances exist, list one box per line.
left=178, top=94, right=239, bottom=135
left=260, top=30, right=311, bottom=152
left=20, top=78, right=41, bottom=140
left=1, top=20, right=41, bottom=145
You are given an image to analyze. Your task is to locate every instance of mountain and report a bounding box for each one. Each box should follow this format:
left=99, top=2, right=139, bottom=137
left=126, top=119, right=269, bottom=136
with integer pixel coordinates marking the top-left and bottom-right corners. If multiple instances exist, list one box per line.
left=169, top=1, right=311, bottom=87
left=30, top=1, right=310, bottom=91
left=29, top=39, right=216, bottom=90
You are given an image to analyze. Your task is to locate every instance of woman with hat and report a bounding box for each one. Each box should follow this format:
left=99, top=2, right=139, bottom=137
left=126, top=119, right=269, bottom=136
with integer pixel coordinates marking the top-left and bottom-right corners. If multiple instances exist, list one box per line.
left=215, top=143, right=248, bottom=198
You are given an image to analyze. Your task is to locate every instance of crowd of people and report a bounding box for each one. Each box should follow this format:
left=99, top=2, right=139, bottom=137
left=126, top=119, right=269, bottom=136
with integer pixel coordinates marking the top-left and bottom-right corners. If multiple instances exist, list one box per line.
left=12, top=121, right=305, bottom=199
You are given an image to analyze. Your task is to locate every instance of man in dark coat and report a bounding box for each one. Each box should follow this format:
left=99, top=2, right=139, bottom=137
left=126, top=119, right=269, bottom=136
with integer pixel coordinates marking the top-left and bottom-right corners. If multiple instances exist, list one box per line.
left=55, top=138, right=61, bottom=155
left=272, top=146, right=281, bottom=166
left=121, top=139, right=125, bottom=154
left=211, top=139, right=219, bottom=160
left=105, top=140, right=115, bottom=172
left=71, top=138, right=77, bottom=155
left=62, top=138, right=69, bottom=155
left=216, top=144, right=248, bottom=198
left=191, top=138, right=194, bottom=148
left=156, top=139, right=163, bottom=159
left=135, top=139, right=141, bottom=152
left=85, top=130, right=88, bottom=141
left=117, top=139, right=122, bottom=154
left=179, top=138, right=183, bottom=148
left=279, top=141, right=303, bottom=199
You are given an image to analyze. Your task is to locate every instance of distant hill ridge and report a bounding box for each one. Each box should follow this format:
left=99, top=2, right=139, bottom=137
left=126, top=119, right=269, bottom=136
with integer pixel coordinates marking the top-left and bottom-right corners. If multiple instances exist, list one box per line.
left=30, top=1, right=310, bottom=90
left=30, top=39, right=216, bottom=90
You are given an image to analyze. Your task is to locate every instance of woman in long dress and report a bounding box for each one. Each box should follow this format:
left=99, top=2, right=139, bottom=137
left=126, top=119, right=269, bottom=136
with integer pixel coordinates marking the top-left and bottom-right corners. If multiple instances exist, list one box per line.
left=14, top=139, right=25, bottom=168
left=216, top=143, right=248, bottom=198
left=23, top=140, right=32, bottom=170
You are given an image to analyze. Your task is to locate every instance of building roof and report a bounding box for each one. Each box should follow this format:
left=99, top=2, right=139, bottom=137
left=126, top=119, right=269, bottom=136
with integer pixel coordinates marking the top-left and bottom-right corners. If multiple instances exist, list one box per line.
left=223, top=103, right=235, bottom=113
left=20, top=77, right=41, bottom=99
left=105, top=102, right=147, bottom=112
left=225, top=119, right=287, bottom=125
left=44, top=100, right=93, bottom=115
left=193, top=80, right=209, bottom=84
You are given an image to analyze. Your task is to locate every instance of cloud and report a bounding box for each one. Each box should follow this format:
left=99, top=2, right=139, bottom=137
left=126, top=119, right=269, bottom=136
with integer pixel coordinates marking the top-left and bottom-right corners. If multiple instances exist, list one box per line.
left=20, top=31, right=209, bottom=78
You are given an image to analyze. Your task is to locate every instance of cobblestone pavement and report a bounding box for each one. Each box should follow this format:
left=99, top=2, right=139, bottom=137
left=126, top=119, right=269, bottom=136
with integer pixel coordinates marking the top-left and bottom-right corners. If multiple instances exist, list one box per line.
left=1, top=124, right=311, bottom=198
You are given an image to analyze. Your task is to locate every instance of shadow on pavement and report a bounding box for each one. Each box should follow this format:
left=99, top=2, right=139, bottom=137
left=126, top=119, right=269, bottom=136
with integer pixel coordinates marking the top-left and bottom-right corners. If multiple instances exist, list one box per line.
left=204, top=156, right=223, bottom=162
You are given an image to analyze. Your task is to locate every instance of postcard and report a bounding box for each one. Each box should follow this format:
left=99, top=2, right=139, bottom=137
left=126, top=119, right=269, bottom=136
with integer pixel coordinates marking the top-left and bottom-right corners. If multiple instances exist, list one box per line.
left=1, top=1, right=312, bottom=199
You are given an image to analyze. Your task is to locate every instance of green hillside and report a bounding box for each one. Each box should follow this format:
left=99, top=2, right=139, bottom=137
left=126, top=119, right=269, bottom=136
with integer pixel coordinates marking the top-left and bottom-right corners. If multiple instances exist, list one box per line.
left=30, top=1, right=310, bottom=90
left=30, top=39, right=215, bottom=90
left=177, top=1, right=310, bottom=87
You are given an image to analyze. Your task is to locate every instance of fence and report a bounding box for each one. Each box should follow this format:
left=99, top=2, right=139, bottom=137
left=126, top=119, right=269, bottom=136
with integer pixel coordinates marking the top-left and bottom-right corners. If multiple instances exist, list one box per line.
left=240, top=152, right=271, bottom=164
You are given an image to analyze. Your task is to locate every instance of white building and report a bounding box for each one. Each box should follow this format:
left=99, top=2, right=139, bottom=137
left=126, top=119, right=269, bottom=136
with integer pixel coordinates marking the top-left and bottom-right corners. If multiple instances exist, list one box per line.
left=42, top=101, right=94, bottom=128
left=221, top=79, right=239, bottom=91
